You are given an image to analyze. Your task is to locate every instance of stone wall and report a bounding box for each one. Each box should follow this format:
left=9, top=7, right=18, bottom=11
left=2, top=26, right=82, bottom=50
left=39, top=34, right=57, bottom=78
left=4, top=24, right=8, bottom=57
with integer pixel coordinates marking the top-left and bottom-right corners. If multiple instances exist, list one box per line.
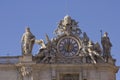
left=0, top=65, right=18, bottom=80
left=0, top=63, right=118, bottom=80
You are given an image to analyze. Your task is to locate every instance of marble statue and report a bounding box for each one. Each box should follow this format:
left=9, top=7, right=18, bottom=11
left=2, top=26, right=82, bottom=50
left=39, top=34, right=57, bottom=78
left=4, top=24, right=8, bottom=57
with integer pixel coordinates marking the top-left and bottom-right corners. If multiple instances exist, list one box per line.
left=101, top=32, right=112, bottom=57
left=82, top=32, right=89, bottom=46
left=87, top=40, right=96, bottom=64
left=35, top=34, right=57, bottom=63
left=63, top=15, right=72, bottom=26
left=86, top=40, right=104, bottom=64
left=21, top=27, right=35, bottom=55
left=94, top=42, right=102, bottom=55
left=35, top=39, right=46, bottom=49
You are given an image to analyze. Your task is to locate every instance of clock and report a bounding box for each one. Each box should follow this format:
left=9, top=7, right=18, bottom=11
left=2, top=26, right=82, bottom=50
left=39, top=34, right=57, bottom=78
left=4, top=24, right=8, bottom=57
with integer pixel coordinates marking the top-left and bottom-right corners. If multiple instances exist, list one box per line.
left=57, top=36, right=81, bottom=57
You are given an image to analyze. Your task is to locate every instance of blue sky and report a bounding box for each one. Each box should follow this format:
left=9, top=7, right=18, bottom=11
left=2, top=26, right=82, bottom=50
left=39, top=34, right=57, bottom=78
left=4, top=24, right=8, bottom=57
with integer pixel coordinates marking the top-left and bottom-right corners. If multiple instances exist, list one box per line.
left=0, top=0, right=120, bottom=79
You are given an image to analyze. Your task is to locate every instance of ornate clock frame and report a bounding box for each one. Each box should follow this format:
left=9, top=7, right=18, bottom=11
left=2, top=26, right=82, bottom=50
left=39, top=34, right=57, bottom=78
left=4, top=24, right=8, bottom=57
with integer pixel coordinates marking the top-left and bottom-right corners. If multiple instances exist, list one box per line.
left=57, top=35, right=82, bottom=58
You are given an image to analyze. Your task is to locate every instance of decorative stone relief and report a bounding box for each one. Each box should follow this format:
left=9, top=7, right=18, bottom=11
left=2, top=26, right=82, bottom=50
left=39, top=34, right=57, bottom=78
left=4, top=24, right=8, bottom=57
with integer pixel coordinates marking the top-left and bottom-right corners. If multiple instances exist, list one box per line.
left=54, top=15, right=82, bottom=36
left=16, top=63, right=33, bottom=80
left=34, top=15, right=113, bottom=64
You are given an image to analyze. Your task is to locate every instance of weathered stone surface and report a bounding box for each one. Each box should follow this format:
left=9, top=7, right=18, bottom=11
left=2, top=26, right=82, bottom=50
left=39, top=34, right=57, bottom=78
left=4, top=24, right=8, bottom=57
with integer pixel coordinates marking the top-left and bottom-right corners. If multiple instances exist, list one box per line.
left=0, top=16, right=119, bottom=80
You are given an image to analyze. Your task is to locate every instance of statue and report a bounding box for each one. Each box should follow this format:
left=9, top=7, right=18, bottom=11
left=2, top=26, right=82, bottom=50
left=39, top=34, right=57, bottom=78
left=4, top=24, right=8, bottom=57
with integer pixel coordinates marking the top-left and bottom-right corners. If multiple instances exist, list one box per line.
left=86, top=41, right=104, bottom=64
left=94, top=42, right=102, bottom=55
left=87, top=40, right=96, bottom=64
left=55, top=15, right=81, bottom=36
left=63, top=15, right=72, bottom=26
left=35, top=39, right=46, bottom=49
left=62, top=15, right=72, bottom=35
left=21, top=27, right=35, bottom=55
left=101, top=32, right=112, bottom=57
left=35, top=34, right=56, bottom=63
left=82, top=32, right=89, bottom=46
left=35, top=34, right=51, bottom=51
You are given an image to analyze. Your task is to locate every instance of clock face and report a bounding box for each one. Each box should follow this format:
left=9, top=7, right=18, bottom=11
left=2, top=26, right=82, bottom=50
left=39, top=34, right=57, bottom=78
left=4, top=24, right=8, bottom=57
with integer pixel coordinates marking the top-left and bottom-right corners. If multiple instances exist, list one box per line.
left=57, top=36, right=80, bottom=57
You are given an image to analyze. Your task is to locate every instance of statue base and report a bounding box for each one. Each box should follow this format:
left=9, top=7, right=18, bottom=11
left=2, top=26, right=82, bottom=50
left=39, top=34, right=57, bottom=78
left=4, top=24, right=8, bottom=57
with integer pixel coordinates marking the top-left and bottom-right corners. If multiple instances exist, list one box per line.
left=20, top=54, right=33, bottom=62
left=108, top=57, right=116, bottom=65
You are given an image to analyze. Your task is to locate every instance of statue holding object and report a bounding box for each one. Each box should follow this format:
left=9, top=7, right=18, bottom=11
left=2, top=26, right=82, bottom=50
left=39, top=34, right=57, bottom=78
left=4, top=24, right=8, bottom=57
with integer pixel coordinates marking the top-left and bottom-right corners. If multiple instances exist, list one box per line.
left=101, top=32, right=112, bottom=58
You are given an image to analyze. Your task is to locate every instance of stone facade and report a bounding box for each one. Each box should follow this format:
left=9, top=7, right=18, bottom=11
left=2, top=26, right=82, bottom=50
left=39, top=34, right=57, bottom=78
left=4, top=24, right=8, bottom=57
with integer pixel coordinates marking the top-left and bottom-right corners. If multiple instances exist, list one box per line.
left=0, top=57, right=118, bottom=80
left=0, top=15, right=119, bottom=80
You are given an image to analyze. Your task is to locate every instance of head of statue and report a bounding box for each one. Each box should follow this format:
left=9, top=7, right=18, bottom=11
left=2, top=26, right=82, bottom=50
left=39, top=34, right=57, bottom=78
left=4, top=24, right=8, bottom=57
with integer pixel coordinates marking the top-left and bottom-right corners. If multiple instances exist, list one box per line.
left=64, top=15, right=71, bottom=25
left=25, top=27, right=30, bottom=32
left=104, top=32, right=108, bottom=37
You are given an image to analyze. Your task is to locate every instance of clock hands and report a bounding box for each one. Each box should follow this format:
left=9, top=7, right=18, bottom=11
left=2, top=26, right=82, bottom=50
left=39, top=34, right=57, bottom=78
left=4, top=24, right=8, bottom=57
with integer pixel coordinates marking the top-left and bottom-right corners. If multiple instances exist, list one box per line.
left=57, top=36, right=80, bottom=57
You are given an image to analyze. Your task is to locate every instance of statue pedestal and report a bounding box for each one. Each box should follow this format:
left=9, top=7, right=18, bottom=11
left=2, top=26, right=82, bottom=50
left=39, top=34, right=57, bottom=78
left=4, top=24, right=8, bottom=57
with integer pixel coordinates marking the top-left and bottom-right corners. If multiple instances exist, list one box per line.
left=17, top=54, right=34, bottom=80
left=108, top=57, right=116, bottom=65
left=20, top=54, right=33, bottom=62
